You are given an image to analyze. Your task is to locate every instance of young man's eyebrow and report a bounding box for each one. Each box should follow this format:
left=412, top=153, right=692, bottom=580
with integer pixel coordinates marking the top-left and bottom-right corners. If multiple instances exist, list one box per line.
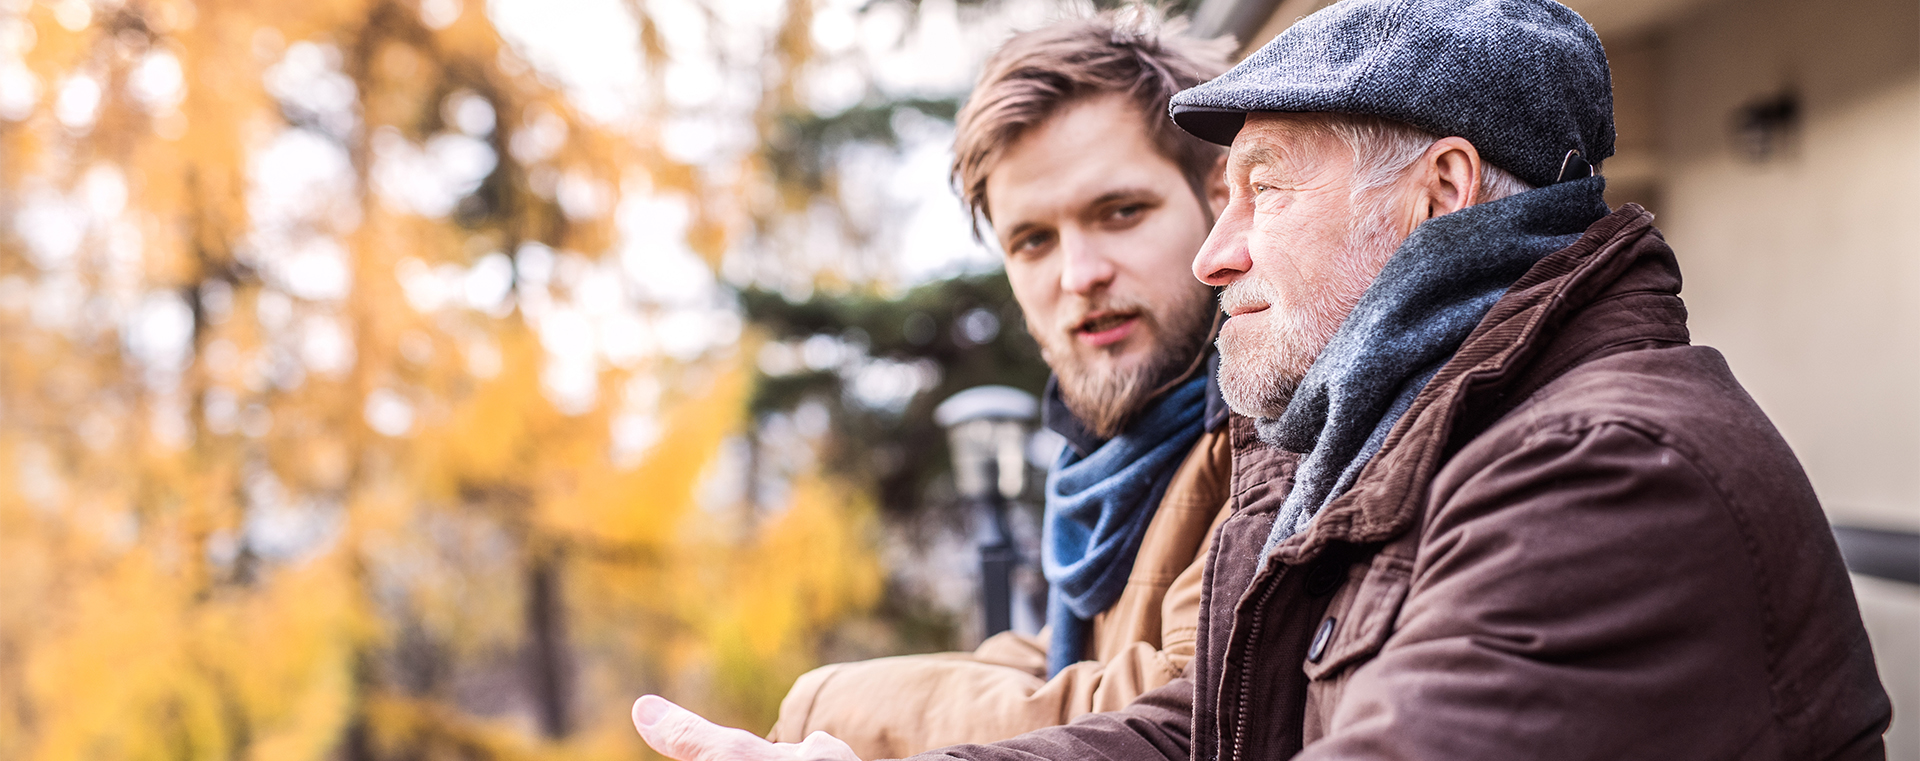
left=998, top=219, right=1042, bottom=244
left=997, top=186, right=1169, bottom=244
left=1086, top=186, right=1162, bottom=207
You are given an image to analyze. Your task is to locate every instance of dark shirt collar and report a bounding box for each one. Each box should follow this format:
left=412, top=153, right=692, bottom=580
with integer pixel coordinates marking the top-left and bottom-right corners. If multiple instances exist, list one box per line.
left=1204, top=350, right=1229, bottom=432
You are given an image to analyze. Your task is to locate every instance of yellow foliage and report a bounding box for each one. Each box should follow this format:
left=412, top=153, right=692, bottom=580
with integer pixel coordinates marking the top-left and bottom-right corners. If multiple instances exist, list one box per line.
left=654, top=474, right=885, bottom=730
left=0, top=0, right=882, bottom=759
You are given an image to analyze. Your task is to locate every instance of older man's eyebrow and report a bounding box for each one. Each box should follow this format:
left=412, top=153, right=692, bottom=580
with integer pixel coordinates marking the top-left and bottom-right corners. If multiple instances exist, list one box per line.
left=1228, top=144, right=1284, bottom=174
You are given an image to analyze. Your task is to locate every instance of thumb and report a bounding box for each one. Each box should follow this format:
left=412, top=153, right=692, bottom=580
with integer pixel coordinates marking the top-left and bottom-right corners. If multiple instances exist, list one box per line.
left=632, top=695, right=763, bottom=761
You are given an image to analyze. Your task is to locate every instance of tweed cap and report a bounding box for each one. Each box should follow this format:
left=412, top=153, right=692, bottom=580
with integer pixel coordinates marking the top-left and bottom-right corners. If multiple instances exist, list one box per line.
left=1169, top=0, right=1613, bottom=188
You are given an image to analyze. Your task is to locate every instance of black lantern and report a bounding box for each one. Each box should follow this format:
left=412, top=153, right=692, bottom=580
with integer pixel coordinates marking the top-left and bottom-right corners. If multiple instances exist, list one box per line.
left=934, top=385, right=1037, bottom=638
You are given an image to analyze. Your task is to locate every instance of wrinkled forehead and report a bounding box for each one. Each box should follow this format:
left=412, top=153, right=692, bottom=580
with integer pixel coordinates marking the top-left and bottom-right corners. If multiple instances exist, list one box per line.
left=1225, top=113, right=1348, bottom=175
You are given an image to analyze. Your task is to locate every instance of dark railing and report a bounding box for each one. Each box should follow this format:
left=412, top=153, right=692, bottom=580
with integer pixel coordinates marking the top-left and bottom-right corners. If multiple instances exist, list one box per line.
left=1833, top=525, right=1920, bottom=585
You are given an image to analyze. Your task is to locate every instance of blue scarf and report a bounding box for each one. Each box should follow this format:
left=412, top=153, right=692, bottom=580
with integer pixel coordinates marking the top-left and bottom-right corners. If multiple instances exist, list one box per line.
left=1257, top=177, right=1612, bottom=562
left=1042, top=373, right=1210, bottom=676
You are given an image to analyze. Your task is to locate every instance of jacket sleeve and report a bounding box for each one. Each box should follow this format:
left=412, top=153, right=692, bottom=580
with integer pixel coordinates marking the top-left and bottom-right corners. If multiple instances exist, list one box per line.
left=1301, top=421, right=1824, bottom=760
left=769, top=515, right=1220, bottom=759
left=901, top=676, right=1194, bottom=761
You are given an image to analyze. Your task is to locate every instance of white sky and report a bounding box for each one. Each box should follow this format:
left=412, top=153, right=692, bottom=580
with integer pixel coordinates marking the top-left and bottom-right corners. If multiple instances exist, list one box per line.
left=486, top=0, right=648, bottom=124
left=483, top=0, right=1075, bottom=287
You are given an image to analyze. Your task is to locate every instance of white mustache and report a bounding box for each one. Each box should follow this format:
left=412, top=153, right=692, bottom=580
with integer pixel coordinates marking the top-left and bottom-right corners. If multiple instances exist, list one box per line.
left=1218, top=277, right=1285, bottom=317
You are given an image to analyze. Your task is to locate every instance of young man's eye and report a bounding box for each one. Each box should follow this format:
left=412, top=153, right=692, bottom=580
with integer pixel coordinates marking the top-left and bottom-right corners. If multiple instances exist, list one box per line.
left=1012, top=231, right=1052, bottom=253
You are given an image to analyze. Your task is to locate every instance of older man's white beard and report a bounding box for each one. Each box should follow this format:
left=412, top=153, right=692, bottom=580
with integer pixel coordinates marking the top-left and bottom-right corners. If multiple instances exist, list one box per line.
left=1216, top=211, right=1406, bottom=420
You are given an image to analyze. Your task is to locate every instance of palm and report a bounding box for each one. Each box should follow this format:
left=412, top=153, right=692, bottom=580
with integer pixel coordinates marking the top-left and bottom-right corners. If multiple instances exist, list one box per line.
left=635, top=696, right=863, bottom=761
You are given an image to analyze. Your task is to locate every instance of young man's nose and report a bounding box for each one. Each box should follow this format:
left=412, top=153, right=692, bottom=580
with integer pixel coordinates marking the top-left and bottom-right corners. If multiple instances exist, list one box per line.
left=1193, top=202, right=1253, bottom=287
left=1058, top=231, right=1117, bottom=296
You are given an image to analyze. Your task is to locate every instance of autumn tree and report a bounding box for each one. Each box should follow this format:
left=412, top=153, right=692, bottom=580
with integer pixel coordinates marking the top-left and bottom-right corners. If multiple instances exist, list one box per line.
left=0, top=0, right=887, bottom=759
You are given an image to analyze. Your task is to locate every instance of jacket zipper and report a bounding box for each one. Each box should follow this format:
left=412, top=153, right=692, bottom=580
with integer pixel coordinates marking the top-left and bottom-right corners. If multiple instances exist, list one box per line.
left=1230, top=575, right=1282, bottom=761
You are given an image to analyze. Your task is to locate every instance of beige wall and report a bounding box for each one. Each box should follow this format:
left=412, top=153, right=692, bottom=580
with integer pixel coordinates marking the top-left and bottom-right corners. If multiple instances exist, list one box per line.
left=1619, top=3, right=1920, bottom=754
left=1636, top=0, right=1920, bottom=535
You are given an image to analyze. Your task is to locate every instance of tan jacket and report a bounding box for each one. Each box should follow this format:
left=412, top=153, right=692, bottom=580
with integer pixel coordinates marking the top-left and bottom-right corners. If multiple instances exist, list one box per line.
left=768, top=426, right=1233, bottom=759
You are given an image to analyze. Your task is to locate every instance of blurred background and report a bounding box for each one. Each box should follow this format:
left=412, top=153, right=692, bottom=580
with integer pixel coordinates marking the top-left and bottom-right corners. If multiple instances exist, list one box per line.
left=0, top=0, right=1911, bottom=760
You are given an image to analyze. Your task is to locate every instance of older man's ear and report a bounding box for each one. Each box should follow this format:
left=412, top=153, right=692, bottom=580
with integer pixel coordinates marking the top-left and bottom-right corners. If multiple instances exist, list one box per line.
left=1414, top=136, right=1487, bottom=224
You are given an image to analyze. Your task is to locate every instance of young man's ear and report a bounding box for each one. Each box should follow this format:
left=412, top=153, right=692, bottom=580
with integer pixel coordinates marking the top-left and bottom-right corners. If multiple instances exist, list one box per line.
left=1205, top=153, right=1231, bottom=218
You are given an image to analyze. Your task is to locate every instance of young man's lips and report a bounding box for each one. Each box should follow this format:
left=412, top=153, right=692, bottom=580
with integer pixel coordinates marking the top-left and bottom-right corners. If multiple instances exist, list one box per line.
left=1075, top=314, right=1139, bottom=347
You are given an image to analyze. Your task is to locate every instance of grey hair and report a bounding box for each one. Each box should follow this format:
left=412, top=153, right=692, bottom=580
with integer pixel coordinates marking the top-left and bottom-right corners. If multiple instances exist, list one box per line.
left=1320, top=114, right=1534, bottom=204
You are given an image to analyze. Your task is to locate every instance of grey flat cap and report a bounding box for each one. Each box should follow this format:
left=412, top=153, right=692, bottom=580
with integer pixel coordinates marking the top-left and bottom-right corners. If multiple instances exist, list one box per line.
left=1169, top=0, right=1613, bottom=189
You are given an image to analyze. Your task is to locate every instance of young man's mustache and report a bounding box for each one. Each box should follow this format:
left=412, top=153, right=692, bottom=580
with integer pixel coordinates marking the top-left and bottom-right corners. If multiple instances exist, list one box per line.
left=1058, top=297, right=1154, bottom=339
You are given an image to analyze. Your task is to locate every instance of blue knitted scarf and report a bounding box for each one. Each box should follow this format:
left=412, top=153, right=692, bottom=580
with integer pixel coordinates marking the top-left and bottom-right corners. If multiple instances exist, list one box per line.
left=1042, top=373, right=1209, bottom=676
left=1257, top=177, right=1612, bottom=563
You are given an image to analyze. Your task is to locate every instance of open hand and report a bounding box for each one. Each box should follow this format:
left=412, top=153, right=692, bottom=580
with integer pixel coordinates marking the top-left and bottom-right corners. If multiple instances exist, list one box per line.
left=633, top=695, right=861, bottom=761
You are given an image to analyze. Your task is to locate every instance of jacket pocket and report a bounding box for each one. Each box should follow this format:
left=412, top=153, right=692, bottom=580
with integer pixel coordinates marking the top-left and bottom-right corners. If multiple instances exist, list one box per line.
left=1301, top=549, right=1413, bottom=681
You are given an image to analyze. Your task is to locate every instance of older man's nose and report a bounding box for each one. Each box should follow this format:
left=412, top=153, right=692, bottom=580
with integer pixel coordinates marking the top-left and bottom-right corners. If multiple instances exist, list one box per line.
left=1193, top=205, right=1252, bottom=287
left=1058, top=232, right=1116, bottom=296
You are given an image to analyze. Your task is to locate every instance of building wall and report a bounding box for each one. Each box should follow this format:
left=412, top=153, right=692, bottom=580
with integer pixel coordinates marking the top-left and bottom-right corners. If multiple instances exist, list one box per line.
left=1635, top=2, right=1920, bottom=753
left=1648, top=0, right=1920, bottom=536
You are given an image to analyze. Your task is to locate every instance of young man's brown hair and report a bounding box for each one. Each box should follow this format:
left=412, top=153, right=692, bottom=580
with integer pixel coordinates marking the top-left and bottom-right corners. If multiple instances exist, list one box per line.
left=951, top=7, right=1235, bottom=236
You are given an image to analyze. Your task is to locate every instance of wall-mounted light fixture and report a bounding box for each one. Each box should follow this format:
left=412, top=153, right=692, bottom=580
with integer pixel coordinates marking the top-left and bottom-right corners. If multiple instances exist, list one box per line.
left=1733, top=91, right=1801, bottom=163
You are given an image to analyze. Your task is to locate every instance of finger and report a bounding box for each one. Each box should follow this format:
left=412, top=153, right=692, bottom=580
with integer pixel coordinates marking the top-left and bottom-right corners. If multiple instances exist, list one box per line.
left=782, top=731, right=861, bottom=761
left=632, top=695, right=774, bottom=761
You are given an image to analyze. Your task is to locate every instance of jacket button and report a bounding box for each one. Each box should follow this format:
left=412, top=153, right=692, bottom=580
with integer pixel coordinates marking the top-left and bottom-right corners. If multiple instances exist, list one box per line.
left=1308, top=616, right=1337, bottom=663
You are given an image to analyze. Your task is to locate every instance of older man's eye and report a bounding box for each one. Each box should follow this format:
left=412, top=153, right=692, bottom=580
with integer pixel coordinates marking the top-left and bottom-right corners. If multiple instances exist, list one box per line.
left=1249, top=183, right=1286, bottom=211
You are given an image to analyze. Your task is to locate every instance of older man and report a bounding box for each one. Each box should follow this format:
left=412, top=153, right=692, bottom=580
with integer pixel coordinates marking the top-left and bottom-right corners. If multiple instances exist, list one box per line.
left=765, top=12, right=1238, bottom=758
left=634, top=0, right=1893, bottom=758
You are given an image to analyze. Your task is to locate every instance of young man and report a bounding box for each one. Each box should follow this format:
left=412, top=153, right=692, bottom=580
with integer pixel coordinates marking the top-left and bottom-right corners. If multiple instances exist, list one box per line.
left=763, top=11, right=1236, bottom=759
left=633, top=0, right=1890, bottom=758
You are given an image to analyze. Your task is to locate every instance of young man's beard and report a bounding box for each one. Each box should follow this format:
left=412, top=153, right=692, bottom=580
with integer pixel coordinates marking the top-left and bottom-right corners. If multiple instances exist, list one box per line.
left=1035, top=286, right=1216, bottom=440
left=1214, top=195, right=1407, bottom=420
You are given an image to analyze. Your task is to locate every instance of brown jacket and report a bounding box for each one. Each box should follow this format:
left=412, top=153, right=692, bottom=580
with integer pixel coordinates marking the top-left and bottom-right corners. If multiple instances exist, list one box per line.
left=770, top=424, right=1233, bottom=758
left=913, top=206, right=1891, bottom=760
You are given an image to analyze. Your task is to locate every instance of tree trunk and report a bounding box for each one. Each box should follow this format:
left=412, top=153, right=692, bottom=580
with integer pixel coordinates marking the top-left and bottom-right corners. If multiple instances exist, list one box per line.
left=525, top=554, right=571, bottom=740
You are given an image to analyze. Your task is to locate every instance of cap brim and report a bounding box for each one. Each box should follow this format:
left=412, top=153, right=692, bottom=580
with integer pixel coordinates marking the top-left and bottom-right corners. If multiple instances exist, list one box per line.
left=1170, top=106, right=1247, bottom=146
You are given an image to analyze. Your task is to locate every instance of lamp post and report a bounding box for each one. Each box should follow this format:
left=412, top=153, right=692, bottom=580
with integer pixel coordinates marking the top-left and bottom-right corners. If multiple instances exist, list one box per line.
left=934, top=385, right=1037, bottom=639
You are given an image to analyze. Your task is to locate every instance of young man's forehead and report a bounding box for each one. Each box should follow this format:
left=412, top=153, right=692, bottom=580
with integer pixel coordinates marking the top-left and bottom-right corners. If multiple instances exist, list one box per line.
left=987, top=96, right=1188, bottom=220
